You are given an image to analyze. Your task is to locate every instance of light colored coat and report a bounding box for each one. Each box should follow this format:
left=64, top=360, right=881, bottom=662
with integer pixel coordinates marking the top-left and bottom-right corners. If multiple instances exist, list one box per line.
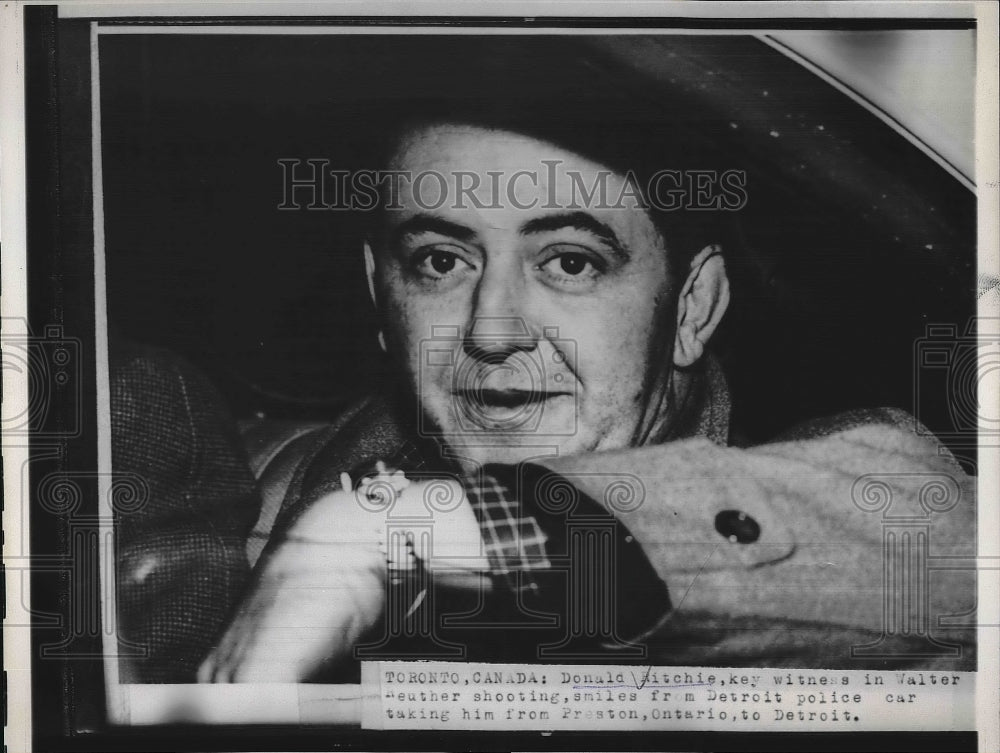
left=538, top=411, right=976, bottom=668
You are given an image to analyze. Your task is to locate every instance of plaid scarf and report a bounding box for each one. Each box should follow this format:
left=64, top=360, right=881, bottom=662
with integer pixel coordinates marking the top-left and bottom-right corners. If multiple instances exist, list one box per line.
left=354, top=441, right=551, bottom=596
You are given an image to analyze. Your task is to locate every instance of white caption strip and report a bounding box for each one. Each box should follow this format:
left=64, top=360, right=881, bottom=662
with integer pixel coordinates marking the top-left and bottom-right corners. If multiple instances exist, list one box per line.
left=361, top=661, right=974, bottom=731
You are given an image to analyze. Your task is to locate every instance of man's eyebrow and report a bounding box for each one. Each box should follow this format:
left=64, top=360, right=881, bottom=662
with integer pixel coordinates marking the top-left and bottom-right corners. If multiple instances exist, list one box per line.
left=519, top=211, right=627, bottom=254
left=389, top=214, right=477, bottom=246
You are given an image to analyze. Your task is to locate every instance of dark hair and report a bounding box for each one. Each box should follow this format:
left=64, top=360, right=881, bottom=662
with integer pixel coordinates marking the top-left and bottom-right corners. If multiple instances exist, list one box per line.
left=359, top=36, right=736, bottom=273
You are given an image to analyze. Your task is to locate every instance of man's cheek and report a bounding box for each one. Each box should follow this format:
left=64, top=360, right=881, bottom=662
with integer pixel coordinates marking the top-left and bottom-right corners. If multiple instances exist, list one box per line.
left=385, top=303, right=431, bottom=368
left=390, top=297, right=464, bottom=338
left=572, top=320, right=648, bottom=379
left=576, top=332, right=649, bottom=413
left=408, top=356, right=456, bottom=418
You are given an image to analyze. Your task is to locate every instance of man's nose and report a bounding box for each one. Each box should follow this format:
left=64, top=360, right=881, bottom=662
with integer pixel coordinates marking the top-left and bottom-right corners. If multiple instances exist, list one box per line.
left=463, top=316, right=539, bottom=363
left=463, top=256, right=541, bottom=361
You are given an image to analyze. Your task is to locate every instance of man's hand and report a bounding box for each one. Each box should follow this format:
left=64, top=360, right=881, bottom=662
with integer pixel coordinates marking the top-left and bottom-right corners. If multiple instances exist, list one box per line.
left=197, top=472, right=389, bottom=683
left=196, top=538, right=385, bottom=683
left=197, top=472, right=485, bottom=682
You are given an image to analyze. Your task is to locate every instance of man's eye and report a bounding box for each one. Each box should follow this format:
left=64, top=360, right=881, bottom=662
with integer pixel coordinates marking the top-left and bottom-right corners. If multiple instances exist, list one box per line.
left=413, top=247, right=471, bottom=278
left=428, top=250, right=457, bottom=274
left=553, top=254, right=590, bottom=275
left=539, top=247, right=602, bottom=281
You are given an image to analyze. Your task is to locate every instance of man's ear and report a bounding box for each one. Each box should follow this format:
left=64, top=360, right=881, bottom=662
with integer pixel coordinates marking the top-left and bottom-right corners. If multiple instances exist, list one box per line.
left=672, top=244, right=730, bottom=368
left=364, top=240, right=389, bottom=353
left=363, top=239, right=379, bottom=310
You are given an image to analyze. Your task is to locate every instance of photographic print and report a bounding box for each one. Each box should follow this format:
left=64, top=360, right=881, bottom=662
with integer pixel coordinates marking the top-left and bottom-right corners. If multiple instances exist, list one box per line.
left=2, top=2, right=996, bottom=751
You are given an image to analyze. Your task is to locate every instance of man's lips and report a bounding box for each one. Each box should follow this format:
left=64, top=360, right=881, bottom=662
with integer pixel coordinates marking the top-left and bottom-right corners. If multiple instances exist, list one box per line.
left=453, top=388, right=572, bottom=409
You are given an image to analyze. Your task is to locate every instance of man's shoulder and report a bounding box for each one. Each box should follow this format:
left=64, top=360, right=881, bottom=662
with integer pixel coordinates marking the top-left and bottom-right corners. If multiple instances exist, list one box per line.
left=761, top=406, right=920, bottom=444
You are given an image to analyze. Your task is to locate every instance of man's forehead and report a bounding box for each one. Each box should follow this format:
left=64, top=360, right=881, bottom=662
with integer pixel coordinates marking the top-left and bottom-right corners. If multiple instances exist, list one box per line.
left=379, top=193, right=658, bottom=251
left=384, top=123, right=654, bottom=226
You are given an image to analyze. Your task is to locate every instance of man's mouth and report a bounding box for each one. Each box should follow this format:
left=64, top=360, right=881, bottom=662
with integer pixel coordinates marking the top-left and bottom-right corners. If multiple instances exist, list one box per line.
left=453, top=388, right=571, bottom=410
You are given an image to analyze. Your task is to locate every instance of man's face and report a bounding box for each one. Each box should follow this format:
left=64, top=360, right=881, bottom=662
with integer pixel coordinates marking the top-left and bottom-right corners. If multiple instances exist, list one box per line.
left=370, top=124, right=676, bottom=467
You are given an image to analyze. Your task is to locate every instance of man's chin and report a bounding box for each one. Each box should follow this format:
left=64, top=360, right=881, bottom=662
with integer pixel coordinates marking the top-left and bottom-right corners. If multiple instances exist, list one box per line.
left=436, top=432, right=595, bottom=471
